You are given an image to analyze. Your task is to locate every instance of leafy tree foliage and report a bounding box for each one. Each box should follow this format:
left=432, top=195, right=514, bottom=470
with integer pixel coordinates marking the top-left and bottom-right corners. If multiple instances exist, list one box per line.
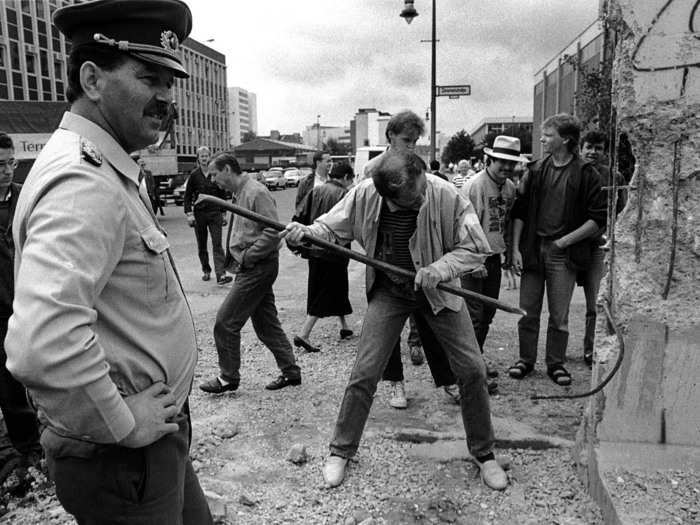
left=324, top=138, right=352, bottom=156
left=241, top=130, right=257, bottom=143
left=441, top=130, right=475, bottom=165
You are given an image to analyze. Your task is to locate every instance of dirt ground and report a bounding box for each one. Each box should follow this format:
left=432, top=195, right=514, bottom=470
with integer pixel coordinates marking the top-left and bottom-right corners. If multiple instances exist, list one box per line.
left=0, top=188, right=603, bottom=524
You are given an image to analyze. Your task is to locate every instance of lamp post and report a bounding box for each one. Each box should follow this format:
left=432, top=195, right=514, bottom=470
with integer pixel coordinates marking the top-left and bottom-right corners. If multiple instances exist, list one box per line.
left=400, top=0, right=436, bottom=162
left=316, top=114, right=321, bottom=150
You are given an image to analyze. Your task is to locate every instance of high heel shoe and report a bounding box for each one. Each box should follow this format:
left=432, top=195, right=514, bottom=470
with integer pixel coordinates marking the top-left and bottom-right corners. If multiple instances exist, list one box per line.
left=339, top=329, right=354, bottom=340
left=293, top=335, right=320, bottom=353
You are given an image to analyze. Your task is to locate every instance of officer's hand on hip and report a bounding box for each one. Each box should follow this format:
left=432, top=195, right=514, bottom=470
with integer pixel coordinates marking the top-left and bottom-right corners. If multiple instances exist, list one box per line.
left=414, top=266, right=442, bottom=290
left=120, top=382, right=179, bottom=448
left=281, top=222, right=310, bottom=246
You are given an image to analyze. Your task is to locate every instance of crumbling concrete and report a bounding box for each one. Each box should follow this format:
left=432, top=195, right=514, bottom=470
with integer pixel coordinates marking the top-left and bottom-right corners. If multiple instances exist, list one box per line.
left=579, top=1, right=700, bottom=523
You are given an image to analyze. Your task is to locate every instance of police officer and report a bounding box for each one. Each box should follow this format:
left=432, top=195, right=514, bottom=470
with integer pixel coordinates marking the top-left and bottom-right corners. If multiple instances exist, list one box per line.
left=5, top=1, right=212, bottom=523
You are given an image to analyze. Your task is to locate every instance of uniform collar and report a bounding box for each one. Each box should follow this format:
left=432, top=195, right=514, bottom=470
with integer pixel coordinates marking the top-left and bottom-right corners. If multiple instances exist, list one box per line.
left=59, top=112, right=141, bottom=187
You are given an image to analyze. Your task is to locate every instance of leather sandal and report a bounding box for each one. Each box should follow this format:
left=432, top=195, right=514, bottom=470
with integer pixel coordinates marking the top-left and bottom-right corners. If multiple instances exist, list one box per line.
left=547, top=365, right=572, bottom=386
left=508, top=360, right=533, bottom=380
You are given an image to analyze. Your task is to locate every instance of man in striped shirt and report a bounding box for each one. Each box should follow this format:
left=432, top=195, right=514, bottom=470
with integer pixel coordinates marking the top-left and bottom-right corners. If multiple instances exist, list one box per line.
left=284, top=150, right=508, bottom=491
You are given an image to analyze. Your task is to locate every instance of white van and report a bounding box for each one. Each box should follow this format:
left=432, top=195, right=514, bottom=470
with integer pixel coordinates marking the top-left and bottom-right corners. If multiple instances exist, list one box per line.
left=353, top=146, right=387, bottom=181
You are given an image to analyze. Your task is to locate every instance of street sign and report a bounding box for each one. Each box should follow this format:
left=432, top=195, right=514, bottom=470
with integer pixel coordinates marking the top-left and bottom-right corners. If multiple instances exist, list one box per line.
left=437, top=85, right=471, bottom=97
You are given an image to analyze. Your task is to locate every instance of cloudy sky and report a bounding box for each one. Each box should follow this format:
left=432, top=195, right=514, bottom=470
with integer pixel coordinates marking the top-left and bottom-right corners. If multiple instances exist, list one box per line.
left=187, top=0, right=600, bottom=138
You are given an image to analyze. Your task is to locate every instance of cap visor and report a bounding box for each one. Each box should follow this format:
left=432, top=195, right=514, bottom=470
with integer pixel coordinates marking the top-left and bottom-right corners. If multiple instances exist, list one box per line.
left=131, top=52, right=189, bottom=78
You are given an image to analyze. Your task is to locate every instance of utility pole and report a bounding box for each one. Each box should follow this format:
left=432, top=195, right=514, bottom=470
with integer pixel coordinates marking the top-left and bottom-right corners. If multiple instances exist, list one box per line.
left=429, top=0, right=436, bottom=162
left=316, top=114, right=321, bottom=151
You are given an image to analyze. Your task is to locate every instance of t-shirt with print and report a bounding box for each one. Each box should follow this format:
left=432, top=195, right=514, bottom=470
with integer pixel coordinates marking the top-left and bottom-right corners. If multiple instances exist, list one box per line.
left=374, top=201, right=418, bottom=297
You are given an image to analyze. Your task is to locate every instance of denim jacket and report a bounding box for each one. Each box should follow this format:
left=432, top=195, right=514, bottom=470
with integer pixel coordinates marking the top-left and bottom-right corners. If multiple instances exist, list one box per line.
left=308, top=174, right=492, bottom=314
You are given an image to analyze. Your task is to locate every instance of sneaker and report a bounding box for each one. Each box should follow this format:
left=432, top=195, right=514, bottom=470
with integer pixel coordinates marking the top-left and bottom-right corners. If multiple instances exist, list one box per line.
left=475, top=457, right=508, bottom=490
left=487, top=379, right=498, bottom=395
left=322, top=455, right=348, bottom=488
left=443, top=384, right=460, bottom=404
left=389, top=381, right=407, bottom=409
left=485, top=363, right=499, bottom=378
left=217, top=275, right=233, bottom=285
left=202, top=272, right=211, bottom=281
left=409, top=345, right=424, bottom=366
left=265, top=375, right=301, bottom=390
left=199, top=376, right=238, bottom=394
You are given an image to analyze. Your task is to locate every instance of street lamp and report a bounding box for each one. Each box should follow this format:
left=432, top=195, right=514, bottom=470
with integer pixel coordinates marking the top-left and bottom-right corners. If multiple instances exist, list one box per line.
left=316, top=114, right=321, bottom=150
left=400, top=0, right=437, bottom=162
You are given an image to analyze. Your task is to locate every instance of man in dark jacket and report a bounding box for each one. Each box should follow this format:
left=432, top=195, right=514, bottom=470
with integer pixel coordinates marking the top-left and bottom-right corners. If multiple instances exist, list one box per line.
left=294, top=151, right=332, bottom=217
left=184, top=146, right=231, bottom=284
left=0, top=133, right=41, bottom=480
left=508, top=114, right=606, bottom=386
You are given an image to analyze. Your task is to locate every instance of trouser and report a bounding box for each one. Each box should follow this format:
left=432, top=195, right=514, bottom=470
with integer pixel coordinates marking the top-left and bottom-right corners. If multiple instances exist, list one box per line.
left=517, top=239, right=577, bottom=367
left=0, top=316, right=40, bottom=455
left=193, top=209, right=225, bottom=276
left=382, top=315, right=420, bottom=382
left=383, top=315, right=455, bottom=386
left=461, top=254, right=503, bottom=352
left=582, top=245, right=605, bottom=355
left=330, top=284, right=494, bottom=459
left=43, top=408, right=212, bottom=525
left=213, top=257, right=300, bottom=384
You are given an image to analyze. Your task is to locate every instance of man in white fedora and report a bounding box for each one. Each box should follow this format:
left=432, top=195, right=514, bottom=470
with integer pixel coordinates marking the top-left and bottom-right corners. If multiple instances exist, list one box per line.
left=460, top=136, right=527, bottom=392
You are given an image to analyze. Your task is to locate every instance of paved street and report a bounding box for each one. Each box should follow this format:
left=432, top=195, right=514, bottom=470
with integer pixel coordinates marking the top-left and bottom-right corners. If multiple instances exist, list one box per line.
left=4, top=187, right=604, bottom=524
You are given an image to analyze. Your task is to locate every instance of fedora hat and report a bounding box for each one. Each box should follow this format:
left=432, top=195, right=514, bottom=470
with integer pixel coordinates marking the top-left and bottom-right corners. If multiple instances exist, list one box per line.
left=484, top=136, right=528, bottom=163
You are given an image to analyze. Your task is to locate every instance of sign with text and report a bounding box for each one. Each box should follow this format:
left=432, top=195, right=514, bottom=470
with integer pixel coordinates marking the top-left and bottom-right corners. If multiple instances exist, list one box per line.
left=437, top=85, right=471, bottom=97
left=8, top=133, right=52, bottom=160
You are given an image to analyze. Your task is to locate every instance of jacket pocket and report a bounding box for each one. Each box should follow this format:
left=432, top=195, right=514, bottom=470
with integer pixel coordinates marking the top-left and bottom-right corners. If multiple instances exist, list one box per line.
left=139, top=226, right=171, bottom=304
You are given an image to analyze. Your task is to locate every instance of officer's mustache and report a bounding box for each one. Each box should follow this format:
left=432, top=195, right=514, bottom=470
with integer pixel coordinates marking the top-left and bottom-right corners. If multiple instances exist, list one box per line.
left=143, top=98, right=171, bottom=120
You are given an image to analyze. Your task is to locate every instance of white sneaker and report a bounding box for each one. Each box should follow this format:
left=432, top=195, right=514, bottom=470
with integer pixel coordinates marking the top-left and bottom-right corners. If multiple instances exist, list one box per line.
left=389, top=381, right=408, bottom=409
left=475, top=458, right=508, bottom=490
left=322, top=455, right=348, bottom=487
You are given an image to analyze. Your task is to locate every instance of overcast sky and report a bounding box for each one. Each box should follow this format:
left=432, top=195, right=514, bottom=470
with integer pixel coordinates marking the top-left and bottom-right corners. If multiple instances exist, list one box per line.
left=187, top=0, right=600, bottom=138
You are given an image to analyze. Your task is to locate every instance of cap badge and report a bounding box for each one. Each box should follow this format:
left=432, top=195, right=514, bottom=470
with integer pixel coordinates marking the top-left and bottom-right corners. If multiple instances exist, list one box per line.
left=160, top=30, right=179, bottom=52
left=80, top=139, right=102, bottom=167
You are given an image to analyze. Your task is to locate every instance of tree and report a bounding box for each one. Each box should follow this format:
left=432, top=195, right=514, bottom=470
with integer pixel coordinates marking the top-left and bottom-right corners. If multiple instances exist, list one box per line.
left=441, top=130, right=475, bottom=165
left=241, top=130, right=257, bottom=143
left=323, top=138, right=351, bottom=156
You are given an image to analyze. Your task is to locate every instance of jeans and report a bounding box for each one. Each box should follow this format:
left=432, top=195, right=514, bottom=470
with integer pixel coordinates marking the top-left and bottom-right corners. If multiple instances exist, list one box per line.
left=213, top=257, right=300, bottom=384
left=0, top=316, right=40, bottom=455
left=461, top=254, right=503, bottom=352
left=383, top=315, right=420, bottom=382
left=517, top=239, right=577, bottom=367
left=582, top=245, right=605, bottom=356
left=44, top=410, right=212, bottom=525
left=330, top=284, right=494, bottom=459
left=194, top=210, right=225, bottom=277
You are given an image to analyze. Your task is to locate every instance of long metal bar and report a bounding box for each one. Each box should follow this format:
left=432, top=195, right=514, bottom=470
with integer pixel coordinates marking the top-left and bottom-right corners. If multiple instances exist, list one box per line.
left=201, top=195, right=526, bottom=316
left=429, top=0, right=437, bottom=162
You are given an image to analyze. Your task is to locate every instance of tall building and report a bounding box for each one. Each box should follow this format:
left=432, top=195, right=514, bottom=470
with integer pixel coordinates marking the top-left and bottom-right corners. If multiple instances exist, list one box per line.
left=228, top=86, right=257, bottom=146
left=174, top=38, right=229, bottom=168
left=350, top=108, right=391, bottom=151
left=532, top=20, right=603, bottom=157
left=0, top=0, right=80, bottom=102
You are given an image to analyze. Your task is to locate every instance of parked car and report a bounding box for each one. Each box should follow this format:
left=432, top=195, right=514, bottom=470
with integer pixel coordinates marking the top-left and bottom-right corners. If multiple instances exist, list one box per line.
left=283, top=168, right=301, bottom=187
left=264, top=168, right=286, bottom=190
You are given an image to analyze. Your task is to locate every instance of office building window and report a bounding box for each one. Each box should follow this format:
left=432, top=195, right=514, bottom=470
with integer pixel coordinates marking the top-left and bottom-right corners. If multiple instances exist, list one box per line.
left=54, top=60, right=62, bottom=78
left=40, top=50, right=49, bottom=76
left=13, top=87, right=23, bottom=99
left=21, top=3, right=31, bottom=15
left=0, top=85, right=7, bottom=99
left=29, top=89, right=39, bottom=100
left=26, top=53, right=36, bottom=73
left=56, top=80, right=64, bottom=98
left=10, top=42, right=21, bottom=71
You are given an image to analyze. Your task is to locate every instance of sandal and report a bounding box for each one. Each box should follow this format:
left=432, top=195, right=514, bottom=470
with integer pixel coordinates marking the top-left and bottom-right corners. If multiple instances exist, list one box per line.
left=293, top=336, right=320, bottom=353
left=547, top=365, right=572, bottom=386
left=508, top=360, right=533, bottom=379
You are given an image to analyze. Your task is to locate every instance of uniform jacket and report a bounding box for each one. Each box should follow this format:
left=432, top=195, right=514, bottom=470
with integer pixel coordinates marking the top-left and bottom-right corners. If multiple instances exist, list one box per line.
left=307, top=174, right=492, bottom=314
left=512, top=154, right=606, bottom=271
left=7, top=112, right=197, bottom=444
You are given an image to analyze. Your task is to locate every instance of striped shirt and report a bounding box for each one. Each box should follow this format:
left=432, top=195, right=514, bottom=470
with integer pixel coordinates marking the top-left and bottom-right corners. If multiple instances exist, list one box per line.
left=375, top=202, right=418, bottom=293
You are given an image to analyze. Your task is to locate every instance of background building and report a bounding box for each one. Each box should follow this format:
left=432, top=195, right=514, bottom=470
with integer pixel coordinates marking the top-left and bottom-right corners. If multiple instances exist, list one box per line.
left=228, top=86, right=257, bottom=147
left=532, top=20, right=603, bottom=157
left=0, top=0, right=80, bottom=102
left=174, top=38, right=229, bottom=172
left=469, top=116, right=533, bottom=148
left=350, top=108, right=391, bottom=151
left=302, top=124, right=351, bottom=150
left=232, top=138, right=318, bottom=171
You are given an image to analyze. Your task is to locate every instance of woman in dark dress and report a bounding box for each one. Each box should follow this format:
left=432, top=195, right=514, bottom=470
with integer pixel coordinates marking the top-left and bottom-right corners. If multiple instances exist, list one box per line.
left=293, top=163, right=355, bottom=352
